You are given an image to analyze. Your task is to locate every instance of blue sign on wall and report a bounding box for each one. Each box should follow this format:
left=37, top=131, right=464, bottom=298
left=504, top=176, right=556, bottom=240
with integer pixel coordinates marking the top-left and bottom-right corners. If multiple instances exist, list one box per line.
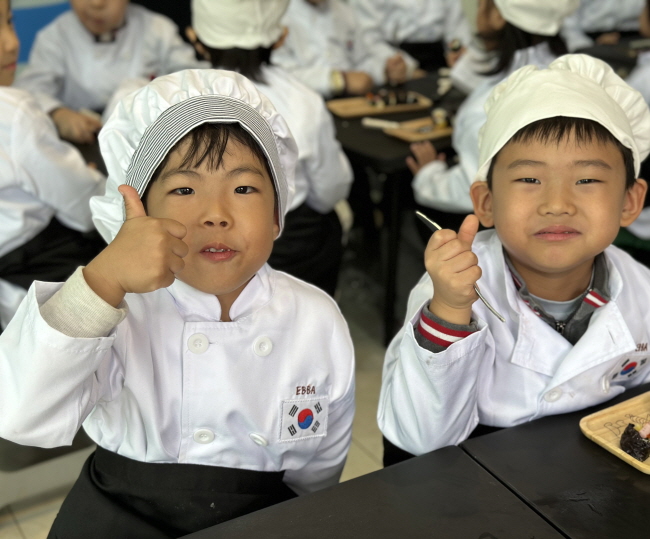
left=14, top=2, right=70, bottom=63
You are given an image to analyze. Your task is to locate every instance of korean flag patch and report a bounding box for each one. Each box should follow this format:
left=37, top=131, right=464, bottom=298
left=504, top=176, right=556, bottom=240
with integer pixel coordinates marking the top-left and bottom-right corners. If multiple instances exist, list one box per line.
left=280, top=397, right=329, bottom=442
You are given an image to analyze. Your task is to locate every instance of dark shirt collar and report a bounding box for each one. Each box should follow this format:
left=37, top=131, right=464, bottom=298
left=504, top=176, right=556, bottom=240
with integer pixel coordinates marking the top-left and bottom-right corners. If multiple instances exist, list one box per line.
left=504, top=251, right=610, bottom=344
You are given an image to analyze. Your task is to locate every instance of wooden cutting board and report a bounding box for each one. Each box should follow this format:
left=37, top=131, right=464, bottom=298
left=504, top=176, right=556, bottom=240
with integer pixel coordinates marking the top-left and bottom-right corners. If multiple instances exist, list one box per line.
left=327, top=92, right=433, bottom=118
left=579, top=391, right=650, bottom=473
left=383, top=116, right=453, bottom=142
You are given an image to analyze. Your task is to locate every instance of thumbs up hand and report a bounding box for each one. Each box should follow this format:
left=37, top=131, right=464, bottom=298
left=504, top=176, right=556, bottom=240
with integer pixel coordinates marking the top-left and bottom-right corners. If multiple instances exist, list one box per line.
left=83, top=185, right=189, bottom=307
left=424, top=214, right=481, bottom=325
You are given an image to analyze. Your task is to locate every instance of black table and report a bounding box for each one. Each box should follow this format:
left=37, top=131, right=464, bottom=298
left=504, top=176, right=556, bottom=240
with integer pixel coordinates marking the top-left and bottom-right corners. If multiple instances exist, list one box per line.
left=462, top=384, right=650, bottom=539
left=182, top=446, right=565, bottom=539
left=75, top=140, right=108, bottom=176
left=334, top=75, right=465, bottom=344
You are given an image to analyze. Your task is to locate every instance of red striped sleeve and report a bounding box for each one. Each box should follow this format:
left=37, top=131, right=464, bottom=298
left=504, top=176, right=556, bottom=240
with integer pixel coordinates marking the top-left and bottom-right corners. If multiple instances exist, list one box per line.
left=417, top=311, right=474, bottom=348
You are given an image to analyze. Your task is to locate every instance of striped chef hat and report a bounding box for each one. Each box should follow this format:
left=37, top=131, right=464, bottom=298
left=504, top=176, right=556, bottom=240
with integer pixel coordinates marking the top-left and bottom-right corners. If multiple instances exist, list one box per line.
left=476, top=54, right=650, bottom=182
left=90, top=69, right=297, bottom=242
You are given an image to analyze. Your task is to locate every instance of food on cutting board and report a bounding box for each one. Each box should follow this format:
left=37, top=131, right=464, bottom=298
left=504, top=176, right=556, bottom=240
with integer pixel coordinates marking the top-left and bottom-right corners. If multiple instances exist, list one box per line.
left=366, top=89, right=419, bottom=108
left=620, top=422, right=650, bottom=461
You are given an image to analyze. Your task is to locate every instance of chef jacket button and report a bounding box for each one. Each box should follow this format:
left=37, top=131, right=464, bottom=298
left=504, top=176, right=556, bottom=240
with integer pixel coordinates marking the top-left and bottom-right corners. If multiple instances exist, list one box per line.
left=544, top=388, right=563, bottom=403
left=249, top=433, right=268, bottom=447
left=193, top=429, right=215, bottom=444
left=253, top=336, right=273, bottom=357
left=189, top=333, right=209, bottom=354
left=601, top=376, right=611, bottom=393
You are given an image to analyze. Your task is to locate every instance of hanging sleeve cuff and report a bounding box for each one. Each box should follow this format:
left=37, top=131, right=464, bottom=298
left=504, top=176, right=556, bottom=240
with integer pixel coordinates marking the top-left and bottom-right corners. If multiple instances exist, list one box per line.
left=414, top=304, right=477, bottom=352
left=39, top=266, right=128, bottom=338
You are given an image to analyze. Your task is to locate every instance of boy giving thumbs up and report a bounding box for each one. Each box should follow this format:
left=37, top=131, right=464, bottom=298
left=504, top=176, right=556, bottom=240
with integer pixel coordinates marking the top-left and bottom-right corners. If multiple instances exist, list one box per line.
left=0, top=69, right=355, bottom=537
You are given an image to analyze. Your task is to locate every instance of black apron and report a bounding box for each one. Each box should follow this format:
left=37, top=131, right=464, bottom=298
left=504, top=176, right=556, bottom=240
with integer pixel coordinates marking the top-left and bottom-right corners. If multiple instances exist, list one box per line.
left=48, top=446, right=297, bottom=539
left=268, top=203, right=343, bottom=297
left=0, top=217, right=105, bottom=290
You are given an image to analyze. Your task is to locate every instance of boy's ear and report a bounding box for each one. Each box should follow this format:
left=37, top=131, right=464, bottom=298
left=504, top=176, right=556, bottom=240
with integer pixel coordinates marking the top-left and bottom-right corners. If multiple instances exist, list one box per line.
left=185, top=27, right=210, bottom=61
left=273, top=207, right=280, bottom=240
left=470, top=181, right=495, bottom=228
left=620, top=177, right=648, bottom=227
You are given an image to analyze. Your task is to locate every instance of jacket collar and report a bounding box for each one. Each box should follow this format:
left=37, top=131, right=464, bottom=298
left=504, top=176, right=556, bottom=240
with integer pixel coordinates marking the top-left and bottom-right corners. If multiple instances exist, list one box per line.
left=480, top=232, right=635, bottom=378
left=165, top=264, right=275, bottom=322
left=504, top=252, right=610, bottom=345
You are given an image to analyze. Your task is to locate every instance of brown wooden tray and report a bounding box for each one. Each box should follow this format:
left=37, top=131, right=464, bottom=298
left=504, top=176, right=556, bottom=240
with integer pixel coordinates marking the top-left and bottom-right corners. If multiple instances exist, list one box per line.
left=579, top=391, right=650, bottom=473
left=383, top=116, right=453, bottom=142
left=327, top=92, right=432, bottom=118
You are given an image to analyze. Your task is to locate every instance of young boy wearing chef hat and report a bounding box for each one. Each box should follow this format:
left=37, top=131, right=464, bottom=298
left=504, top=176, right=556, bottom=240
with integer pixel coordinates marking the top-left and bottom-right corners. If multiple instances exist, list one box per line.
left=186, top=0, right=353, bottom=296
left=409, top=0, right=578, bottom=230
left=379, top=54, right=650, bottom=466
left=0, top=69, right=355, bottom=537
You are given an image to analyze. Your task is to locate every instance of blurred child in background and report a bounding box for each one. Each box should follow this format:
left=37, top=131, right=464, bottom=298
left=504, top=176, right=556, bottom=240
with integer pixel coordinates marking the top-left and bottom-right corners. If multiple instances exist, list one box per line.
left=15, top=0, right=203, bottom=144
left=350, top=0, right=472, bottom=72
left=0, top=0, right=105, bottom=330
left=561, top=0, right=644, bottom=52
left=272, top=0, right=418, bottom=98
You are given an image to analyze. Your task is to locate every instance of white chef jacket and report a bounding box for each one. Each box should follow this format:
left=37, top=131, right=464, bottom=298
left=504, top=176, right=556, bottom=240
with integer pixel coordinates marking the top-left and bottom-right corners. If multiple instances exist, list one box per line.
left=0, top=264, right=355, bottom=495
left=626, top=54, right=650, bottom=241
left=378, top=229, right=650, bottom=455
left=561, top=0, right=644, bottom=51
left=272, top=0, right=415, bottom=97
left=0, top=87, right=106, bottom=327
left=350, top=0, right=472, bottom=46
left=14, top=4, right=204, bottom=113
left=249, top=65, right=352, bottom=213
left=412, top=42, right=557, bottom=213
left=626, top=50, right=650, bottom=106
left=449, top=42, right=498, bottom=95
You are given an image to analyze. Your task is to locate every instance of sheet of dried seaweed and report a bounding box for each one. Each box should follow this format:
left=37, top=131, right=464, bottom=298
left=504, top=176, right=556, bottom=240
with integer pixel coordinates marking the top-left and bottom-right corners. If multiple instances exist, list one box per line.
left=620, top=424, right=650, bottom=462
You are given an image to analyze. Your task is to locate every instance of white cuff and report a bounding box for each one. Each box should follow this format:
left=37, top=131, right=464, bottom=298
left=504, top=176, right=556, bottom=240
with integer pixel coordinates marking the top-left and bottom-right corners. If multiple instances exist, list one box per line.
left=39, top=267, right=128, bottom=338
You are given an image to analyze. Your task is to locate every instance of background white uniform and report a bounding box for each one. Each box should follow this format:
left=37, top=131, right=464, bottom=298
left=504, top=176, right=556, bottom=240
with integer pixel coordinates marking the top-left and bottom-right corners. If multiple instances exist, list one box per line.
left=0, top=87, right=105, bottom=328
left=561, top=0, right=644, bottom=51
left=379, top=230, right=650, bottom=455
left=254, top=65, right=352, bottom=213
left=15, top=4, right=203, bottom=113
left=350, top=0, right=472, bottom=48
left=272, top=0, right=415, bottom=97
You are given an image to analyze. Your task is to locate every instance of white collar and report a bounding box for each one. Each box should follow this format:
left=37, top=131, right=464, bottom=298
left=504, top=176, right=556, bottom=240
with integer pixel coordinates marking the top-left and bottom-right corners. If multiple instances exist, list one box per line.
left=166, top=263, right=275, bottom=322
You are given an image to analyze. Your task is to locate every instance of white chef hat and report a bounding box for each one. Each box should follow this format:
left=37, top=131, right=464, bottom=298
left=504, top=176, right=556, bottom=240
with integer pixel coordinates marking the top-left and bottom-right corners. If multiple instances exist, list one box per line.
left=90, top=69, right=297, bottom=242
left=191, top=0, right=289, bottom=50
left=493, top=0, right=579, bottom=36
left=476, top=54, right=650, bottom=182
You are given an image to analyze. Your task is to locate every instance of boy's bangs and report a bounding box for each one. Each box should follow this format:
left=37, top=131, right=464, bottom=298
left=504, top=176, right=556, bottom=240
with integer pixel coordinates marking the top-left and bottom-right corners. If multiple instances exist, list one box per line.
left=511, top=116, right=625, bottom=149
left=488, top=116, right=636, bottom=189
left=177, top=123, right=272, bottom=178
left=143, top=123, right=277, bottom=208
